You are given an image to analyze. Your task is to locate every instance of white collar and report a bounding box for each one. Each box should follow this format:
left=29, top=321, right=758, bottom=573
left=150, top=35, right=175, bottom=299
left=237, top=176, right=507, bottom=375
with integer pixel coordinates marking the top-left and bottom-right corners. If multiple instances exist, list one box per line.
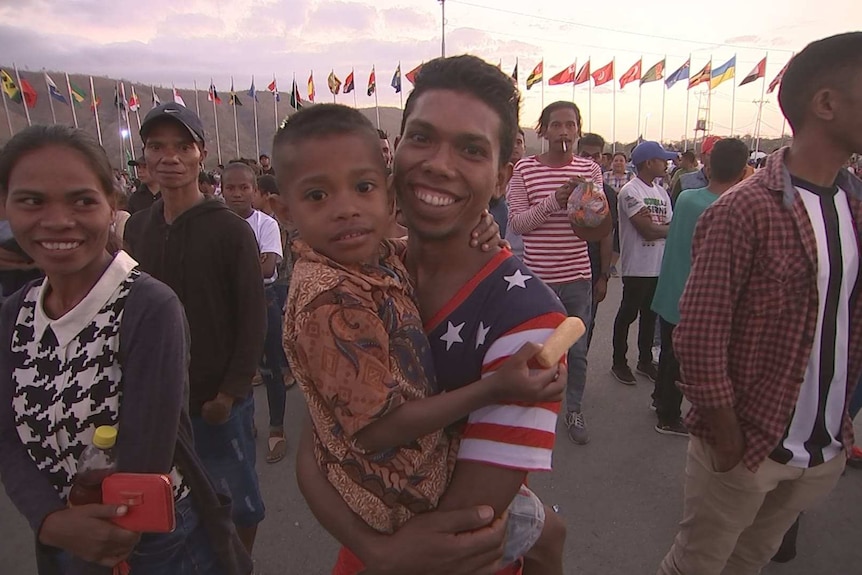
left=33, top=251, right=139, bottom=348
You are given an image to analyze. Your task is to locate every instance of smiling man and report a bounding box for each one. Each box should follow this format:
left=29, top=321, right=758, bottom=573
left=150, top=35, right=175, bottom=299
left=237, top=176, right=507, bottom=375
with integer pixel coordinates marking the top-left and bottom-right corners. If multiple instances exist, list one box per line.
left=123, top=102, right=266, bottom=554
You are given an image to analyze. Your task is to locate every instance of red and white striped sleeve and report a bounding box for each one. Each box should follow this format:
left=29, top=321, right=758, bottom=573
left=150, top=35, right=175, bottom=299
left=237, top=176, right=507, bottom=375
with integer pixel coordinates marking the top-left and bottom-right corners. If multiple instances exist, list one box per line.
left=507, top=160, right=560, bottom=235
left=457, top=312, right=566, bottom=472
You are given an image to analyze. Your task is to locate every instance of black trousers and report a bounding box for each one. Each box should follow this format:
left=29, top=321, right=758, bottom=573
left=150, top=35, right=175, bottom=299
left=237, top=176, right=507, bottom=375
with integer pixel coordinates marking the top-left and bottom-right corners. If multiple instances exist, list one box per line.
left=653, top=318, right=684, bottom=423
left=612, top=276, right=658, bottom=367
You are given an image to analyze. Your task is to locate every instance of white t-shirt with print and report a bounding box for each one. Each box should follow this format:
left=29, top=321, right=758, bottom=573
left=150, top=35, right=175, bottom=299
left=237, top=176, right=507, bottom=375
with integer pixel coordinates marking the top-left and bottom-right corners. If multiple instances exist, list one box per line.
left=617, top=177, right=673, bottom=277
left=244, top=210, right=283, bottom=285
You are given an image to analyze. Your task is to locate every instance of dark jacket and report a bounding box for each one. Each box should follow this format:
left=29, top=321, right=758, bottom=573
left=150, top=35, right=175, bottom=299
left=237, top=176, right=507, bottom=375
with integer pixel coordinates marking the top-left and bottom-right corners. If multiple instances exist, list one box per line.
left=124, top=198, right=266, bottom=414
left=0, top=275, right=253, bottom=575
left=127, top=185, right=161, bottom=215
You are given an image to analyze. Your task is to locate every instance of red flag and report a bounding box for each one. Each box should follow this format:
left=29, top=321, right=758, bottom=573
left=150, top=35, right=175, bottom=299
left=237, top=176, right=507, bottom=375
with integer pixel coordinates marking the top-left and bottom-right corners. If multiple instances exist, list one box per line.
left=548, top=62, right=577, bottom=86
left=688, top=61, right=712, bottom=89
left=739, top=57, right=767, bottom=87
left=574, top=61, right=590, bottom=85
left=267, top=79, right=277, bottom=93
left=20, top=77, right=37, bottom=108
left=767, top=60, right=788, bottom=94
left=619, top=59, right=642, bottom=89
left=405, top=63, right=423, bottom=85
left=591, top=61, right=614, bottom=86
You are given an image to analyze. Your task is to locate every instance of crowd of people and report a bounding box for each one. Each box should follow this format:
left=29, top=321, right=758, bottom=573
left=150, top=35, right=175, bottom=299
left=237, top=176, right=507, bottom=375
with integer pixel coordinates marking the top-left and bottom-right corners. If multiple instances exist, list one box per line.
left=0, top=30, right=859, bottom=575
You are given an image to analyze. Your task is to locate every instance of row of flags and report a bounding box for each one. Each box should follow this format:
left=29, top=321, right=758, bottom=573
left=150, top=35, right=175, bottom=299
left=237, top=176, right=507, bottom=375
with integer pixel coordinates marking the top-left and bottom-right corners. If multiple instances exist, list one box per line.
left=524, top=55, right=786, bottom=93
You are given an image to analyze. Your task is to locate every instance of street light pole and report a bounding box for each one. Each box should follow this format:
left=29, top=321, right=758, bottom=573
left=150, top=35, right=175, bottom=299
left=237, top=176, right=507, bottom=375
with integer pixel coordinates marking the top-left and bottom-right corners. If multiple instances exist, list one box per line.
left=440, top=0, right=446, bottom=57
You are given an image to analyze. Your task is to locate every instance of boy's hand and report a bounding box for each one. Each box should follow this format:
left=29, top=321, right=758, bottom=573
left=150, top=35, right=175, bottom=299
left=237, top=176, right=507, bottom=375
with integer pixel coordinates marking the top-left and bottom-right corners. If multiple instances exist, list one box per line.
left=201, top=392, right=234, bottom=425
left=469, top=210, right=505, bottom=252
left=491, top=342, right=566, bottom=403
left=39, top=505, right=140, bottom=567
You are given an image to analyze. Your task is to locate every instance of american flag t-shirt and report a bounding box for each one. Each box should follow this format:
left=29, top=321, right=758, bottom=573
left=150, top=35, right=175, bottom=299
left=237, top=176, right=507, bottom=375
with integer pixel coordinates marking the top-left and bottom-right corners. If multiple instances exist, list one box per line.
left=425, top=251, right=567, bottom=471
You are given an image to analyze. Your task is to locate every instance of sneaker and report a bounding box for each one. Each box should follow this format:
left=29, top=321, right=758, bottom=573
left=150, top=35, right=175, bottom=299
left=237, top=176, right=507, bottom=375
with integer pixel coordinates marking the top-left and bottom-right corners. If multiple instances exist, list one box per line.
left=637, top=362, right=659, bottom=382
left=655, top=419, right=689, bottom=437
left=848, top=445, right=862, bottom=469
left=565, top=411, right=590, bottom=445
left=611, top=364, right=637, bottom=385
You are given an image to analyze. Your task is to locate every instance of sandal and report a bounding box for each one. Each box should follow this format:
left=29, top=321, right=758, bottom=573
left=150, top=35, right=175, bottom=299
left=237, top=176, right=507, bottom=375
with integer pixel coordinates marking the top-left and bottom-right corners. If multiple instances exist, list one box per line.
left=267, top=435, right=287, bottom=463
left=283, top=373, right=296, bottom=389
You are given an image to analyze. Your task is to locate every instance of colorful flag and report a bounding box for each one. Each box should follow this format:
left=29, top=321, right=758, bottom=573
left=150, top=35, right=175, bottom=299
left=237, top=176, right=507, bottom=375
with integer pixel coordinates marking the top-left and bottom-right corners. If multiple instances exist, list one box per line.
left=152, top=86, right=162, bottom=107
left=18, top=76, right=37, bottom=108
left=511, top=60, right=518, bottom=84
left=247, top=79, right=258, bottom=101
left=208, top=82, right=222, bottom=104
left=767, top=60, right=789, bottom=94
left=710, top=56, right=736, bottom=89
left=548, top=62, right=577, bottom=86
left=114, top=84, right=127, bottom=111
left=172, top=86, right=185, bottom=107
left=90, top=96, right=101, bottom=111
left=229, top=80, right=242, bottom=106
left=44, top=72, right=68, bottom=104
left=591, top=60, right=614, bottom=86
left=405, top=63, right=423, bottom=85
left=367, top=67, right=376, bottom=96
left=619, top=59, right=642, bottom=89
left=1, top=70, right=21, bottom=103
left=574, top=61, right=590, bottom=85
left=128, top=86, right=140, bottom=111
left=391, top=64, right=402, bottom=94
left=328, top=71, right=342, bottom=95
left=343, top=70, right=355, bottom=94
left=69, top=82, right=87, bottom=105
left=739, top=57, right=767, bottom=87
left=688, top=61, right=711, bottom=89
left=640, top=59, right=665, bottom=85
left=665, top=59, right=690, bottom=89
left=308, top=72, right=315, bottom=102
left=268, top=77, right=280, bottom=102
left=526, top=61, right=543, bottom=90
left=290, top=79, right=303, bottom=110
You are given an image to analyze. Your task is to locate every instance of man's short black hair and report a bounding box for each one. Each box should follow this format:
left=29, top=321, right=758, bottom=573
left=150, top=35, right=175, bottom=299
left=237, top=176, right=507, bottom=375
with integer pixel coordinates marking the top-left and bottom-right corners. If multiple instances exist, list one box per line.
left=401, top=55, right=521, bottom=166
left=536, top=101, right=583, bottom=137
left=709, top=138, right=749, bottom=183
left=578, top=133, right=605, bottom=152
left=377, top=129, right=389, bottom=140
left=259, top=154, right=269, bottom=160
left=223, top=161, right=259, bottom=184
left=257, top=174, right=279, bottom=196
left=517, top=127, right=526, bottom=138
left=681, top=150, right=697, bottom=163
left=779, top=32, right=862, bottom=132
left=198, top=171, right=216, bottom=185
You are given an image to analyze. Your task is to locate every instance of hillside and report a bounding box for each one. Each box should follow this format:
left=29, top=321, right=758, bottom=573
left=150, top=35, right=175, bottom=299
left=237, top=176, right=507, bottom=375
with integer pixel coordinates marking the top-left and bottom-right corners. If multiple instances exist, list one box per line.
left=1, top=68, right=789, bottom=169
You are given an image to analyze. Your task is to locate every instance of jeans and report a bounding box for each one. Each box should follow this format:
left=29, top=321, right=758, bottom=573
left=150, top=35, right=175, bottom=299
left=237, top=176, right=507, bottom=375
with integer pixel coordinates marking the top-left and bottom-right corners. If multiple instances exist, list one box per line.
left=261, top=283, right=289, bottom=427
left=653, top=318, right=683, bottom=423
left=191, top=394, right=265, bottom=528
left=549, top=280, right=592, bottom=413
left=612, top=276, right=658, bottom=367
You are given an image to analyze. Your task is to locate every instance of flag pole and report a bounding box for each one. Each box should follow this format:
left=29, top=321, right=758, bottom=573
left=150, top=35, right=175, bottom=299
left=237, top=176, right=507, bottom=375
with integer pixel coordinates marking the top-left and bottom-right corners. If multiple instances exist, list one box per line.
left=373, top=67, right=381, bottom=128
left=730, top=54, right=737, bottom=137
left=273, top=75, right=279, bottom=130
left=399, top=63, right=404, bottom=110
left=65, top=73, right=79, bottom=129
left=252, top=76, right=260, bottom=160
left=43, top=70, right=57, bottom=124
left=13, top=65, right=31, bottom=126
left=352, top=69, right=357, bottom=108
left=660, top=56, right=666, bottom=143
left=1, top=89, right=13, bottom=137
left=116, top=82, right=126, bottom=170
left=90, top=76, right=102, bottom=145
left=231, top=76, right=240, bottom=159
left=541, top=58, right=545, bottom=153
left=612, top=57, right=616, bottom=152
left=571, top=59, right=577, bottom=105
left=192, top=80, right=200, bottom=117
left=706, top=57, right=713, bottom=135
left=211, top=79, right=223, bottom=165
left=755, top=64, right=767, bottom=155
left=637, top=76, right=643, bottom=139
left=683, top=53, right=691, bottom=151
left=123, top=83, right=136, bottom=159
left=588, top=56, right=592, bottom=132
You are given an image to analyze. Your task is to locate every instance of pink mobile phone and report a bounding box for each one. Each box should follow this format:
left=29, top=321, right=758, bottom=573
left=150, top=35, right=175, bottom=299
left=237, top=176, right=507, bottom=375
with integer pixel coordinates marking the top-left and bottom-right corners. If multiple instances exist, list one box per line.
left=102, top=473, right=176, bottom=533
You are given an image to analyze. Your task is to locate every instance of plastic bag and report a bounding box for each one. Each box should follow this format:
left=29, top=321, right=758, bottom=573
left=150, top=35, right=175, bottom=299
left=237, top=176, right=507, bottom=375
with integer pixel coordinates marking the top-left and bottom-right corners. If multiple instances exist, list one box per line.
left=567, top=179, right=608, bottom=228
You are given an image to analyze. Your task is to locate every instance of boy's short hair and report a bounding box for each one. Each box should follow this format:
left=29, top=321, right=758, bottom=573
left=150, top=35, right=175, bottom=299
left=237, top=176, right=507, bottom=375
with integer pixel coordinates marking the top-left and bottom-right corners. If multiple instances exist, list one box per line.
left=779, top=32, right=862, bottom=132
left=257, top=174, right=279, bottom=196
left=680, top=150, right=697, bottom=163
left=223, top=160, right=259, bottom=184
left=198, top=171, right=216, bottom=185
left=578, top=133, right=605, bottom=151
left=401, top=55, right=521, bottom=166
left=272, top=104, right=384, bottom=177
left=709, top=138, right=750, bottom=183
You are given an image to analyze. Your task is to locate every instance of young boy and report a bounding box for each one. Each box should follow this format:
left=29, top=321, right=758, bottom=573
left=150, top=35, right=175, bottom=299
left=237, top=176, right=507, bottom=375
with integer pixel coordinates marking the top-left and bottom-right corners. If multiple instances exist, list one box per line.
left=222, top=163, right=289, bottom=462
left=274, top=104, right=565, bottom=573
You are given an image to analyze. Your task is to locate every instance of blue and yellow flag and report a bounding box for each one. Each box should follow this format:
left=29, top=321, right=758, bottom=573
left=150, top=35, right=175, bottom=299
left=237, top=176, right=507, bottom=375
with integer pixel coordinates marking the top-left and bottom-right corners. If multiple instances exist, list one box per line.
left=710, top=56, right=736, bottom=89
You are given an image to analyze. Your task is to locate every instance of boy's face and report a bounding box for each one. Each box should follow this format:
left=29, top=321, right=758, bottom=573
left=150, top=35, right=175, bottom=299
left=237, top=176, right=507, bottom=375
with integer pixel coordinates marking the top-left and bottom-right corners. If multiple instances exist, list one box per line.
left=223, top=167, right=257, bottom=218
left=274, top=133, right=392, bottom=266
left=394, top=89, right=510, bottom=243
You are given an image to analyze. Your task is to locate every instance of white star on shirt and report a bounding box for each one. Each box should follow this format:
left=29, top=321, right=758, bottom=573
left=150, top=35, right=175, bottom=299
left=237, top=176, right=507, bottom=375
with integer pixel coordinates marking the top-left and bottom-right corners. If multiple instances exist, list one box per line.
left=503, top=270, right=532, bottom=291
left=441, top=321, right=465, bottom=351
left=476, top=322, right=491, bottom=349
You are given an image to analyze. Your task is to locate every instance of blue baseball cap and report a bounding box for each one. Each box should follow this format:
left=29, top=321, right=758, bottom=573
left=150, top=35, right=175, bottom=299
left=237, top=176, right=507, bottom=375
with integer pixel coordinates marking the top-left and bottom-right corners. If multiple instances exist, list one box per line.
left=631, top=141, right=677, bottom=166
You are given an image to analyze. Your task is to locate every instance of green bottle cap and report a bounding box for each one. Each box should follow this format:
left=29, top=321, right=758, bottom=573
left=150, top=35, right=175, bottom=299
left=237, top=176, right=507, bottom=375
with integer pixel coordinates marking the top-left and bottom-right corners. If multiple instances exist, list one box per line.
left=92, top=426, right=117, bottom=449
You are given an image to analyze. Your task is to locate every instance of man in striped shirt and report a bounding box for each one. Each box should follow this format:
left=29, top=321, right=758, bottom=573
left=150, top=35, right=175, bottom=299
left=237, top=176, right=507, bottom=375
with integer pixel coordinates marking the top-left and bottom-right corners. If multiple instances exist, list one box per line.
left=507, top=101, right=608, bottom=445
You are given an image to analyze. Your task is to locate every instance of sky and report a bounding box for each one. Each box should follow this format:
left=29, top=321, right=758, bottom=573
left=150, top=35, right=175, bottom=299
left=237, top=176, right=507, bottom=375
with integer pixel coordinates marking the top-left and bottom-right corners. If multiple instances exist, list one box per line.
left=1, top=0, right=860, bottom=144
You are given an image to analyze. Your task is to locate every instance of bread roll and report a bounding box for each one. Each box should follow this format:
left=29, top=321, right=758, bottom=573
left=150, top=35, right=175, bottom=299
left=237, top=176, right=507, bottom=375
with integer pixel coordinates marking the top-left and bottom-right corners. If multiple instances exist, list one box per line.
left=534, top=317, right=587, bottom=368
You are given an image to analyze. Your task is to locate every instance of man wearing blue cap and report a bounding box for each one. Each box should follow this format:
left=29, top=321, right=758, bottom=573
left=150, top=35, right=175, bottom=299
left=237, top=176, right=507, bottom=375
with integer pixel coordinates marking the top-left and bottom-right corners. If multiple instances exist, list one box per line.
left=611, top=141, right=676, bottom=385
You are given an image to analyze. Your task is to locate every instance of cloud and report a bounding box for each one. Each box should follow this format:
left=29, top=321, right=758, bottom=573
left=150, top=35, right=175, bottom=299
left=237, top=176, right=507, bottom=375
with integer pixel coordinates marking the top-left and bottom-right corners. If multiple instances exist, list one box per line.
left=304, top=1, right=377, bottom=33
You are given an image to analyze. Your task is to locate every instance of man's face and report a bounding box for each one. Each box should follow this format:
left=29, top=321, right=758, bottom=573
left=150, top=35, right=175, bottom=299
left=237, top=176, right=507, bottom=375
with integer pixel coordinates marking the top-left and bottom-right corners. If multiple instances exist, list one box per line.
left=136, top=163, right=152, bottom=185
left=511, top=133, right=526, bottom=163
left=578, top=144, right=602, bottom=165
left=260, top=156, right=271, bottom=169
left=543, top=108, right=579, bottom=152
left=394, top=89, right=509, bottom=243
left=223, top=168, right=257, bottom=218
left=380, top=138, right=393, bottom=167
left=143, top=120, right=206, bottom=191
left=830, top=71, right=862, bottom=155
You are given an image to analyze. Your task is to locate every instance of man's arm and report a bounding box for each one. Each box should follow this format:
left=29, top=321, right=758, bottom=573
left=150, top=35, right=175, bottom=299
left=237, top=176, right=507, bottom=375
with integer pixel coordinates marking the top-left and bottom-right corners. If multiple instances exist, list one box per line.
left=594, top=232, right=612, bottom=303
left=260, top=253, right=278, bottom=279
left=506, top=165, right=561, bottom=235
left=629, top=208, right=670, bottom=241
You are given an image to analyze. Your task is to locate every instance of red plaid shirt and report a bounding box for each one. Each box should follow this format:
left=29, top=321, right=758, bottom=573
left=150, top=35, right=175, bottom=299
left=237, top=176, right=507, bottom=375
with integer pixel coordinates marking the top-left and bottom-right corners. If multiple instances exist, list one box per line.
left=675, top=148, right=862, bottom=471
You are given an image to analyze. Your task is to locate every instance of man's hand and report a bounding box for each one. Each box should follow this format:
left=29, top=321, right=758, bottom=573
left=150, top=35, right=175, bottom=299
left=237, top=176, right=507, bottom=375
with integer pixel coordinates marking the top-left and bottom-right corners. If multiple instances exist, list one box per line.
left=0, top=246, right=37, bottom=271
left=711, top=425, right=746, bottom=472
left=470, top=210, right=504, bottom=252
left=38, top=505, right=140, bottom=568
left=201, top=392, right=235, bottom=425
left=554, top=178, right=582, bottom=209
left=593, top=276, right=608, bottom=303
left=490, top=342, right=566, bottom=403
left=362, top=507, right=507, bottom=575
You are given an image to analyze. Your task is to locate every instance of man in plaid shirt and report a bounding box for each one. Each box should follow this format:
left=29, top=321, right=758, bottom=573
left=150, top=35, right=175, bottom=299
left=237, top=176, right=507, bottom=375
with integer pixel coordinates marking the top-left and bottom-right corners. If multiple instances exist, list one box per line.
left=658, top=33, right=862, bottom=575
